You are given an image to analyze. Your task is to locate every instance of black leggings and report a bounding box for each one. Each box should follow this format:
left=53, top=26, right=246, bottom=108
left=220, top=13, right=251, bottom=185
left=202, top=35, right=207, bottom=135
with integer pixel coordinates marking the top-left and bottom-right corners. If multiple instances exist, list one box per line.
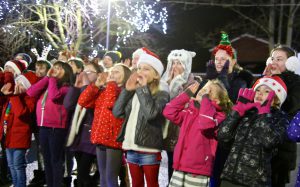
left=74, top=151, right=96, bottom=185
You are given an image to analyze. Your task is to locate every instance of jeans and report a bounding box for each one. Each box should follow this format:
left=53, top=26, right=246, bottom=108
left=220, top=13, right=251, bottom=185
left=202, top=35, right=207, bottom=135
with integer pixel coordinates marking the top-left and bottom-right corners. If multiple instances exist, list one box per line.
left=6, top=148, right=26, bottom=187
left=126, top=150, right=161, bottom=166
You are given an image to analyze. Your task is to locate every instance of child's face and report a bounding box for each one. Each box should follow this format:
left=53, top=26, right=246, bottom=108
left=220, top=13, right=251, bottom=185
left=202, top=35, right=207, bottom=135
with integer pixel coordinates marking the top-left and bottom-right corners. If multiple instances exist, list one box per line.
left=108, top=65, right=124, bottom=85
left=35, top=64, right=48, bottom=77
left=214, top=49, right=235, bottom=73
left=269, top=50, right=288, bottom=74
left=137, top=63, right=159, bottom=83
left=52, top=65, right=65, bottom=79
left=171, top=60, right=184, bottom=76
left=103, top=56, right=114, bottom=69
left=84, top=64, right=98, bottom=83
left=4, top=65, right=15, bottom=75
left=254, top=85, right=273, bottom=105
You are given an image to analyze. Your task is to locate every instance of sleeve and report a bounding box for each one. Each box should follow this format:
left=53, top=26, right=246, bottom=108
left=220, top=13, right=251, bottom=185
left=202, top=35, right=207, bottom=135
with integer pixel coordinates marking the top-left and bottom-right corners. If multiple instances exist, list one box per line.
left=217, top=111, right=241, bottom=143
left=10, top=95, right=36, bottom=119
left=102, top=81, right=120, bottom=110
left=197, top=96, right=226, bottom=130
left=47, top=77, right=69, bottom=103
left=136, top=86, right=170, bottom=121
left=26, top=76, right=49, bottom=99
left=78, top=83, right=102, bottom=109
left=163, top=91, right=190, bottom=126
left=254, top=112, right=289, bottom=149
left=169, top=75, right=186, bottom=99
left=112, top=89, right=135, bottom=118
left=287, top=111, right=300, bottom=142
left=63, top=86, right=82, bottom=111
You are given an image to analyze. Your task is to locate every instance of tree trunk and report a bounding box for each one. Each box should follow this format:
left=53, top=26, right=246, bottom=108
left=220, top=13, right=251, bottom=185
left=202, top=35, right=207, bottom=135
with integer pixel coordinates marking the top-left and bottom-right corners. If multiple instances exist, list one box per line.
left=268, top=0, right=275, bottom=51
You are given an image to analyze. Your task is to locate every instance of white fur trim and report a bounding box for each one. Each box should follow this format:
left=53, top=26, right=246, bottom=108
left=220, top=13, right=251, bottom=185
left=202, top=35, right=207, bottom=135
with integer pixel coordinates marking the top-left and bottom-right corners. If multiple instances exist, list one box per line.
left=132, top=48, right=146, bottom=58
left=138, top=53, right=164, bottom=76
left=15, top=75, right=31, bottom=89
left=253, top=77, right=287, bottom=106
left=286, top=56, right=300, bottom=75
left=5, top=61, right=21, bottom=76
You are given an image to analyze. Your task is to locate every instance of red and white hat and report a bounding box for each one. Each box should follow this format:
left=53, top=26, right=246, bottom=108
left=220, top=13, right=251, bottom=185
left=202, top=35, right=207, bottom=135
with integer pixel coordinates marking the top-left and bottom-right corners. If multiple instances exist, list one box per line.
left=137, top=49, right=164, bottom=76
left=15, top=71, right=39, bottom=89
left=5, top=60, right=27, bottom=76
left=252, top=76, right=287, bottom=106
left=132, top=47, right=147, bottom=58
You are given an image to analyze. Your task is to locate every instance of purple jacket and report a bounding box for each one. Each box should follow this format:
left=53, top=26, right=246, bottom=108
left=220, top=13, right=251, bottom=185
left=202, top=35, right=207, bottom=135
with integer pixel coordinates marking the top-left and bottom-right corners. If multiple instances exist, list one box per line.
left=287, top=111, right=300, bottom=186
left=27, top=76, right=69, bottom=129
left=163, top=92, right=226, bottom=176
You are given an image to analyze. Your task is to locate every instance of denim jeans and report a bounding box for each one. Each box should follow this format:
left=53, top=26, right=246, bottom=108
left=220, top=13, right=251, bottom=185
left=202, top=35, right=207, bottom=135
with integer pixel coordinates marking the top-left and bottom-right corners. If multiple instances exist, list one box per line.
left=6, top=148, right=26, bottom=187
left=126, top=150, right=161, bottom=165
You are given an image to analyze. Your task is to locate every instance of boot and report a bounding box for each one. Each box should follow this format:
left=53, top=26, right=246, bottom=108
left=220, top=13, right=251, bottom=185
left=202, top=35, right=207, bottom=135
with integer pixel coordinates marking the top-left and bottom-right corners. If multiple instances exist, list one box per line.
left=27, top=170, right=46, bottom=187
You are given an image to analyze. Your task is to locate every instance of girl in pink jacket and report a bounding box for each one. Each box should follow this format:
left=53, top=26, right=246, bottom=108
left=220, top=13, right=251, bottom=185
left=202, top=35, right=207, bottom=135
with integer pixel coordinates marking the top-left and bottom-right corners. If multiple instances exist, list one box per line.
left=163, top=80, right=232, bottom=187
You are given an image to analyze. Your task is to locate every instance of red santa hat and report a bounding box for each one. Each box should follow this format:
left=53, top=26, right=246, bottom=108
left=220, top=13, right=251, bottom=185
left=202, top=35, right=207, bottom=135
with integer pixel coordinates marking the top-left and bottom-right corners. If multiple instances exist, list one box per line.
left=132, top=47, right=148, bottom=58
left=5, top=60, right=27, bottom=76
left=252, top=76, right=287, bottom=106
left=137, top=49, right=164, bottom=76
left=15, top=71, right=39, bottom=89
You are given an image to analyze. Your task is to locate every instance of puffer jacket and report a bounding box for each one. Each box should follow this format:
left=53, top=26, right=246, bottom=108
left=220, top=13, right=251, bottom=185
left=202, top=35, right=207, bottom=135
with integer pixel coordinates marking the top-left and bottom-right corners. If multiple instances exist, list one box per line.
left=163, top=91, right=226, bottom=176
left=217, top=109, right=289, bottom=187
left=112, top=86, right=169, bottom=150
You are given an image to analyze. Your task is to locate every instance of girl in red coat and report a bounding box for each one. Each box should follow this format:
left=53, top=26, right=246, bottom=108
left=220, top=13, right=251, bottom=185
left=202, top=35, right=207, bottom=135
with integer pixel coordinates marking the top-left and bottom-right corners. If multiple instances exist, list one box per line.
left=0, top=71, right=39, bottom=187
left=78, top=63, right=131, bottom=187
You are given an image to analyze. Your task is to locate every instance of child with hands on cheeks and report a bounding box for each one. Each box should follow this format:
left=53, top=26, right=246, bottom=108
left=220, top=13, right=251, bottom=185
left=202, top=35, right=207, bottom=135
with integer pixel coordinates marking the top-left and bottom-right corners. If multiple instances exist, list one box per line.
left=0, top=71, right=39, bottom=187
left=113, top=52, right=169, bottom=187
left=163, top=80, right=231, bottom=187
left=77, top=63, right=131, bottom=187
left=217, top=76, right=289, bottom=187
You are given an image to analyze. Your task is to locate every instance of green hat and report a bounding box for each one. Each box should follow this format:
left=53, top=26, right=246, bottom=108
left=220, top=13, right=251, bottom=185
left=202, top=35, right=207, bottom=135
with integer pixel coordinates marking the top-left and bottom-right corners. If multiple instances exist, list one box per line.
left=219, top=32, right=231, bottom=46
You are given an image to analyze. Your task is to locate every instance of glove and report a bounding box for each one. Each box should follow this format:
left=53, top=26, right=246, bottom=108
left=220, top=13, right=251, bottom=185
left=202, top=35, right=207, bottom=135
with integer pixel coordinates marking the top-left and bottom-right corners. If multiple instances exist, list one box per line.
left=206, top=60, right=218, bottom=79
left=232, top=88, right=257, bottom=116
left=255, top=91, right=275, bottom=114
left=218, top=60, right=230, bottom=77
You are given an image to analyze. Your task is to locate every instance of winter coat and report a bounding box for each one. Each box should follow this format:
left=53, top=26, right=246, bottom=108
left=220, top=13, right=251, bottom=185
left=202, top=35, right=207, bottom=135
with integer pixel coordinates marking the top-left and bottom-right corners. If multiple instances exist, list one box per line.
left=78, top=82, right=123, bottom=149
left=218, top=109, right=289, bottom=187
left=27, top=76, right=69, bottom=128
left=63, top=86, right=96, bottom=155
left=113, top=86, right=169, bottom=150
left=0, top=94, right=36, bottom=149
left=163, top=91, right=226, bottom=176
left=287, top=111, right=300, bottom=186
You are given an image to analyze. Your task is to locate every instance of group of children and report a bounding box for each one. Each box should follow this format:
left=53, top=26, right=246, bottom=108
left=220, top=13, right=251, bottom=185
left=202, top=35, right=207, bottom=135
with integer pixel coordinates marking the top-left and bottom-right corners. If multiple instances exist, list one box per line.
left=0, top=32, right=300, bottom=187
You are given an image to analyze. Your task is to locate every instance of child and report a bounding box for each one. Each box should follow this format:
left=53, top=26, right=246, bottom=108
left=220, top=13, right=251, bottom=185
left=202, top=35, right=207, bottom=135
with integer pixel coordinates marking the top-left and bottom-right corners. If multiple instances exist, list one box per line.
left=0, top=71, right=39, bottom=187
left=35, top=59, right=52, bottom=78
left=113, top=51, right=169, bottom=187
left=26, top=61, right=73, bottom=187
left=163, top=80, right=232, bottom=187
left=218, top=76, right=289, bottom=187
left=78, top=63, right=131, bottom=187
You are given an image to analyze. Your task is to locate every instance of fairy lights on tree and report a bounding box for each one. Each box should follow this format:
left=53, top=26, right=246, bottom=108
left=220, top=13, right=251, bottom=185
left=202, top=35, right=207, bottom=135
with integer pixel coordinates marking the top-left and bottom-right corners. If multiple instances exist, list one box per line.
left=0, top=0, right=168, bottom=55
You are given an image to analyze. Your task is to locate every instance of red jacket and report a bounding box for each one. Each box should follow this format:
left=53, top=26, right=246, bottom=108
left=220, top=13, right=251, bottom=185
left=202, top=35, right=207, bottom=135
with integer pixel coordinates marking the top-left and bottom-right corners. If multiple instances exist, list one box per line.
left=78, top=81, right=124, bottom=149
left=0, top=94, right=36, bottom=149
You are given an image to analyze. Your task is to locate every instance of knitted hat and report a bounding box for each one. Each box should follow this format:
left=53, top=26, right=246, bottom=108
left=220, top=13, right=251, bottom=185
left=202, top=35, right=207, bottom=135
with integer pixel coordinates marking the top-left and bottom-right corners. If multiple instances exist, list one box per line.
left=15, top=53, right=32, bottom=64
left=5, top=60, right=27, bottom=76
left=15, top=71, right=39, bottom=89
left=132, top=47, right=147, bottom=58
left=103, top=51, right=122, bottom=63
left=212, top=32, right=234, bottom=58
left=252, top=76, right=287, bottom=106
left=68, top=57, right=84, bottom=69
left=137, top=49, right=164, bottom=76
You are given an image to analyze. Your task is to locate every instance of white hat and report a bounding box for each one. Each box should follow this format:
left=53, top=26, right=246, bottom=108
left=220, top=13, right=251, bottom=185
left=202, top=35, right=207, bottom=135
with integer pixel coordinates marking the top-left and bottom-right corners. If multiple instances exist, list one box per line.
left=137, top=51, right=164, bottom=76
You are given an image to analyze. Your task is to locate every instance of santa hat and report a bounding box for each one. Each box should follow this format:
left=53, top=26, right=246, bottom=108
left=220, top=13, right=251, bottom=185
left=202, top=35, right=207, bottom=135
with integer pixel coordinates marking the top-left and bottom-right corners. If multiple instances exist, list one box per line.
left=132, top=47, right=147, bottom=58
left=5, top=60, right=27, bottom=76
left=212, top=32, right=234, bottom=58
left=15, top=71, right=39, bottom=90
left=137, top=49, right=164, bottom=76
left=252, top=76, right=287, bottom=106
left=285, top=56, right=300, bottom=75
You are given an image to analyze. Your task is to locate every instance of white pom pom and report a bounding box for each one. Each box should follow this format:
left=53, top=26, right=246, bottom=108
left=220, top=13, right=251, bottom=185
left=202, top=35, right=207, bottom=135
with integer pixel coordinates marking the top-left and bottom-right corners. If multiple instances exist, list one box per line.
left=266, top=57, right=272, bottom=65
left=286, top=56, right=300, bottom=75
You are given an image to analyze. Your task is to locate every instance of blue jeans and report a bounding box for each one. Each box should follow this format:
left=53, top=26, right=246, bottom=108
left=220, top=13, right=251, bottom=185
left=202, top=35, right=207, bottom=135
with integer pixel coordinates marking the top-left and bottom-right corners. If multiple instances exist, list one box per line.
left=126, top=150, right=161, bottom=166
left=6, top=148, right=26, bottom=187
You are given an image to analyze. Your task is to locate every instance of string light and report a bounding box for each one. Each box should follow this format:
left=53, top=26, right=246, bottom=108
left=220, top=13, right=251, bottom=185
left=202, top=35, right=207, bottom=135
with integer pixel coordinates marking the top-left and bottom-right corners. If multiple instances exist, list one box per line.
left=0, top=0, right=168, bottom=54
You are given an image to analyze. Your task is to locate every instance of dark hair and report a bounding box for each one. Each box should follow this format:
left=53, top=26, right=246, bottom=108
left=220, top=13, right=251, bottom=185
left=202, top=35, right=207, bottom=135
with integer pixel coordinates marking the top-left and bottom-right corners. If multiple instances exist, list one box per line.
left=53, top=61, right=74, bottom=87
left=271, top=45, right=297, bottom=58
left=36, top=60, right=51, bottom=70
left=87, top=62, right=103, bottom=73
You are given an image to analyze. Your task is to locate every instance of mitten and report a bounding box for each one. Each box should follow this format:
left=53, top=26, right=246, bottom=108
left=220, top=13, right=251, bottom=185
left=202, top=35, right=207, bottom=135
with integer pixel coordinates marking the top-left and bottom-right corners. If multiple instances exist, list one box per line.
left=255, top=91, right=275, bottom=114
left=206, top=60, right=218, bottom=80
left=232, top=88, right=257, bottom=116
left=218, top=60, right=229, bottom=77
